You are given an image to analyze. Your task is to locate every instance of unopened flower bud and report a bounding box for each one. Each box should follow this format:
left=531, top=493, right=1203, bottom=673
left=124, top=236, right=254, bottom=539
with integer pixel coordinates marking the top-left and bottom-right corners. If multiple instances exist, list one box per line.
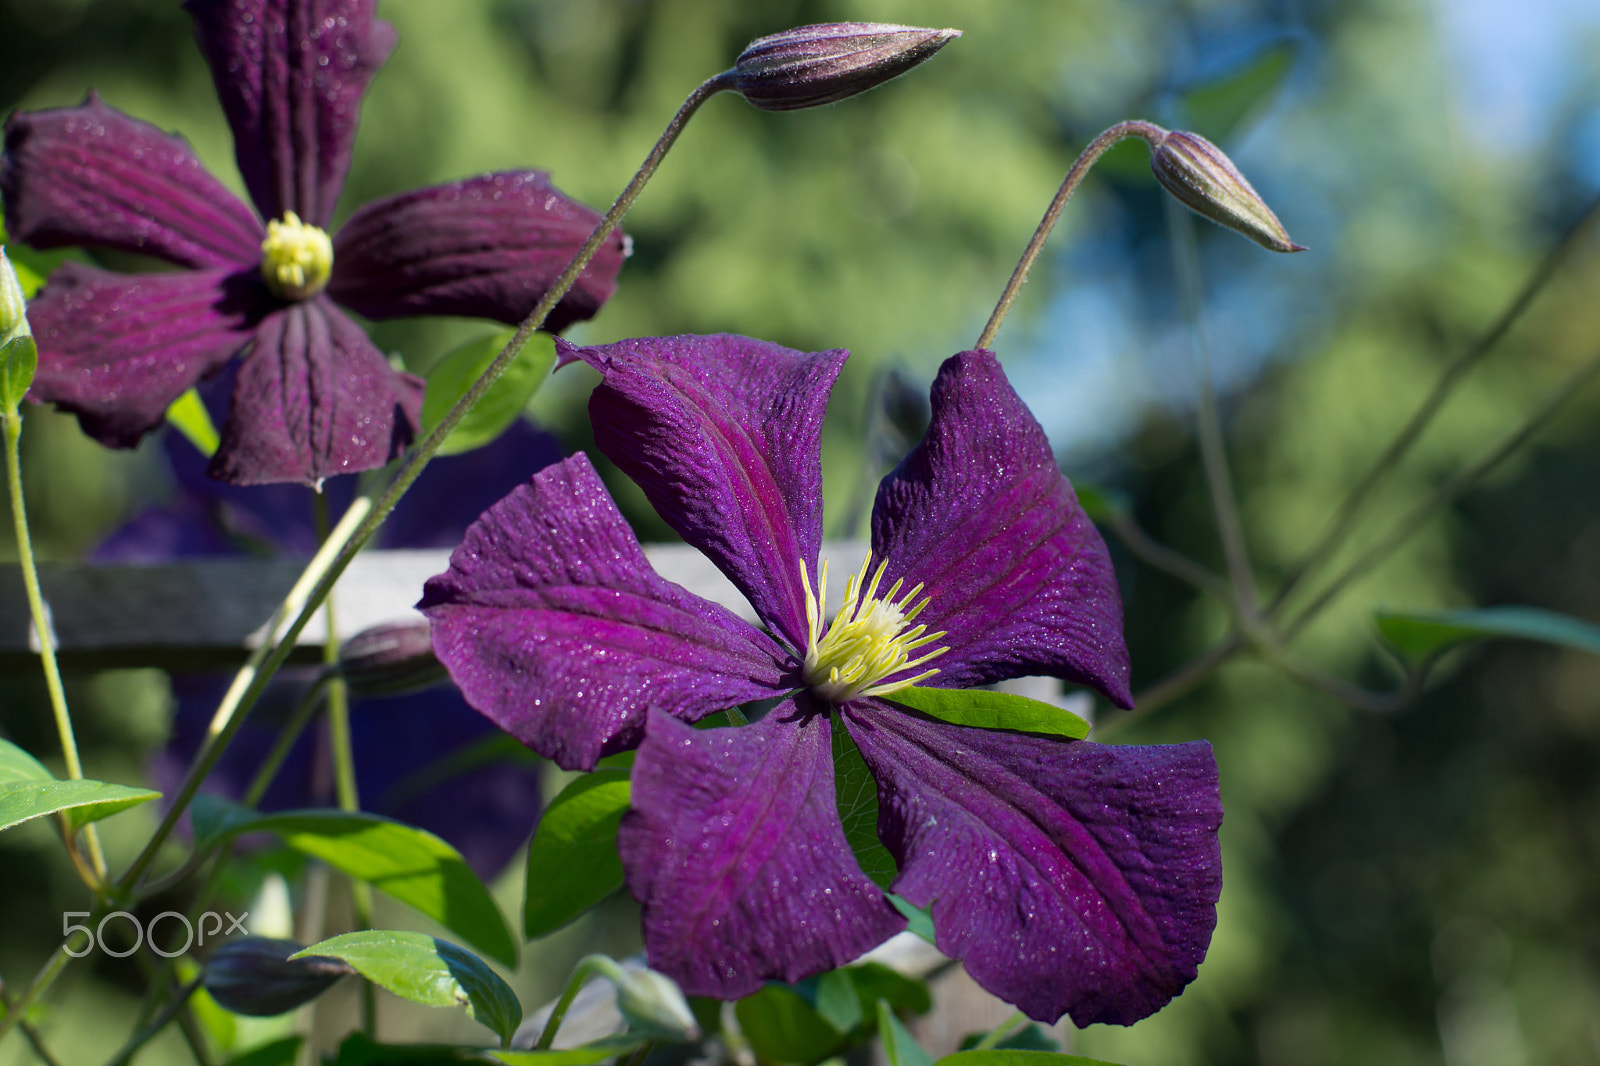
left=203, top=936, right=353, bottom=1016
left=0, top=249, right=29, bottom=346
left=1149, top=130, right=1305, bottom=253
left=580, top=954, right=700, bottom=1042
left=732, top=23, right=960, bottom=112
left=338, top=621, right=448, bottom=698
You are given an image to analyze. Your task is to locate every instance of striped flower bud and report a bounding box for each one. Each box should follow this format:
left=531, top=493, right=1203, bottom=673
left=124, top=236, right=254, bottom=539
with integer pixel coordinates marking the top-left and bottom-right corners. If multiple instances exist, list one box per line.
left=0, top=249, right=28, bottom=346
left=1150, top=130, right=1305, bottom=253
left=732, top=23, right=960, bottom=112
left=203, top=937, right=353, bottom=1017
left=338, top=621, right=448, bottom=698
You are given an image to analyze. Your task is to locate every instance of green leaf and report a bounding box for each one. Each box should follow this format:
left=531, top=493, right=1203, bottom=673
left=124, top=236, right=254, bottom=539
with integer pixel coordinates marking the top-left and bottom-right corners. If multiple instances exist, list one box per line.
left=296, top=931, right=521, bottom=1045
left=0, top=740, right=160, bottom=832
left=832, top=720, right=896, bottom=889
left=493, top=1039, right=647, bottom=1066
left=1, top=336, right=36, bottom=411
left=166, top=388, right=221, bottom=457
left=1070, top=482, right=1127, bottom=523
left=421, top=329, right=556, bottom=457
left=888, top=896, right=936, bottom=944
left=812, top=970, right=864, bottom=1033
left=1374, top=606, right=1600, bottom=662
left=936, top=1052, right=1124, bottom=1066
left=325, top=1031, right=501, bottom=1064
left=885, top=687, right=1090, bottom=740
left=843, top=962, right=931, bottom=1018
left=735, top=984, right=845, bottom=1065
left=223, top=1037, right=304, bottom=1066
left=524, top=770, right=630, bottom=938
left=199, top=801, right=517, bottom=967
left=877, top=1000, right=934, bottom=1066
left=1180, top=43, right=1296, bottom=141
left=958, top=1025, right=1060, bottom=1053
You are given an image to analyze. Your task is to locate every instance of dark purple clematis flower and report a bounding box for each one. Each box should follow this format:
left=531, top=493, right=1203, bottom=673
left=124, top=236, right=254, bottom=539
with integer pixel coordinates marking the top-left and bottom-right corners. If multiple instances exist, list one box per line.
left=420, top=335, right=1223, bottom=1025
left=101, top=419, right=562, bottom=878
left=1, top=0, right=625, bottom=486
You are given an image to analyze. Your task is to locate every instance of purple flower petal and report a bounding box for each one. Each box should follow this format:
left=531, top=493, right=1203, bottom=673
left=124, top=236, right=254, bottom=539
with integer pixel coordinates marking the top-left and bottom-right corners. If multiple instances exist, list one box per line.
left=419, top=454, right=798, bottom=771
left=618, top=706, right=904, bottom=997
left=561, top=334, right=845, bottom=651
left=844, top=704, right=1221, bottom=1026
left=1, top=94, right=265, bottom=269
left=208, top=298, right=423, bottom=485
left=184, top=0, right=396, bottom=226
left=26, top=263, right=264, bottom=447
left=871, top=350, right=1132, bottom=706
left=327, top=171, right=626, bottom=335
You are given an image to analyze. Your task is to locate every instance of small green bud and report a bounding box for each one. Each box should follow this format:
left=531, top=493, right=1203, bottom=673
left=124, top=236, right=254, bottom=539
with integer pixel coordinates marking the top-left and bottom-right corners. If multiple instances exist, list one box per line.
left=0, top=249, right=29, bottom=346
left=1149, top=130, right=1305, bottom=253
left=203, top=936, right=353, bottom=1017
left=338, top=621, right=448, bottom=698
left=583, top=955, right=700, bottom=1042
left=732, top=23, right=960, bottom=112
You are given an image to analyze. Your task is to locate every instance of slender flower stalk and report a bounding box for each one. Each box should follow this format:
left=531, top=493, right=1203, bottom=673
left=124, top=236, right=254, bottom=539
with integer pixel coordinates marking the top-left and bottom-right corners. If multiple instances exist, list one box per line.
left=977, top=120, right=1165, bottom=349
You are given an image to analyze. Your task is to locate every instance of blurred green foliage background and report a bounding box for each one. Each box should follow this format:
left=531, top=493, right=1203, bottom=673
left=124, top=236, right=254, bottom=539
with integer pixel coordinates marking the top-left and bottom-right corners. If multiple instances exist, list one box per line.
left=3, top=0, right=1600, bottom=1063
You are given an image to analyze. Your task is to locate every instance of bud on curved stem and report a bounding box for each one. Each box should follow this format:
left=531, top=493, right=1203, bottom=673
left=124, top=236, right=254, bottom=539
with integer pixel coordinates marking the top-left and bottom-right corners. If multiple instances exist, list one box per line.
left=732, top=23, right=961, bottom=111
left=1150, top=130, right=1305, bottom=253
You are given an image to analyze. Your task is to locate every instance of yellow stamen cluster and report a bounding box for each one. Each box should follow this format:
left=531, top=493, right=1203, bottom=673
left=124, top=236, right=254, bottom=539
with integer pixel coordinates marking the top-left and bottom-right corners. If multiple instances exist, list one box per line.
left=801, top=555, right=948, bottom=703
left=260, top=211, right=333, bottom=300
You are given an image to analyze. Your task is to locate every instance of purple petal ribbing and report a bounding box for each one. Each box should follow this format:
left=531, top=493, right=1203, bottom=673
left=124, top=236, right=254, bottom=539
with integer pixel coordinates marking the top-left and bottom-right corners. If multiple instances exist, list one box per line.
left=845, top=705, right=1221, bottom=1026
left=871, top=350, right=1132, bottom=706
left=329, top=172, right=626, bottom=335
left=419, top=455, right=798, bottom=771
left=185, top=0, right=395, bottom=226
left=26, top=265, right=264, bottom=447
left=209, top=299, right=423, bottom=485
left=561, top=334, right=844, bottom=650
left=1, top=96, right=265, bottom=269
left=619, top=707, right=905, bottom=997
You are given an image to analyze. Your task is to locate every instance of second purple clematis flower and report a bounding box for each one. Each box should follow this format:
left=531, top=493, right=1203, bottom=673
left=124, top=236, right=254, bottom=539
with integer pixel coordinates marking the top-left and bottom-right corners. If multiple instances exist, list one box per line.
left=1, top=0, right=625, bottom=486
left=420, top=334, right=1223, bottom=1026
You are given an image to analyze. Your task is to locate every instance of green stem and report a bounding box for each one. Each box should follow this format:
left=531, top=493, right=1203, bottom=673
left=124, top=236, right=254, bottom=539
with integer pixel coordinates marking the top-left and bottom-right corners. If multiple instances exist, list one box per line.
left=1267, top=189, right=1600, bottom=615
left=972, top=1011, right=1026, bottom=1051
left=0, top=976, right=64, bottom=1066
left=976, top=119, right=1166, bottom=350
left=3, top=408, right=107, bottom=883
left=536, top=956, right=607, bottom=1050
left=0, top=927, right=87, bottom=1047
left=1167, top=198, right=1259, bottom=621
left=1102, top=510, right=1232, bottom=605
left=1282, top=341, right=1600, bottom=640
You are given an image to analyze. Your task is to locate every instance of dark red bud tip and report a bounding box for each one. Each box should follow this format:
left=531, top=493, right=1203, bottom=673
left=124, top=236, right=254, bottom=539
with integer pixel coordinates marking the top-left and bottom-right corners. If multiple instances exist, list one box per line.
left=733, top=23, right=961, bottom=112
left=1150, top=130, right=1305, bottom=253
left=203, top=937, right=353, bottom=1017
left=338, top=621, right=448, bottom=698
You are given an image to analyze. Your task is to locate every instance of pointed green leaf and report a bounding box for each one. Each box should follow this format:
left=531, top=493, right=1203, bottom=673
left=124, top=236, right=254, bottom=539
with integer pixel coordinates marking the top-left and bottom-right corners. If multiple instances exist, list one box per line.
left=832, top=719, right=896, bottom=889
left=297, top=931, right=520, bottom=1045
left=198, top=801, right=516, bottom=967
left=885, top=687, right=1090, bottom=740
left=493, top=1039, right=647, bottom=1066
left=1181, top=43, right=1295, bottom=141
left=166, top=388, right=221, bottom=457
left=888, top=895, right=937, bottom=944
left=936, top=1053, right=1124, bottom=1066
left=844, top=962, right=931, bottom=1017
left=877, top=1000, right=934, bottom=1066
left=1, top=336, right=37, bottom=413
left=422, top=329, right=556, bottom=457
left=524, top=770, right=630, bottom=938
left=1375, top=605, right=1600, bottom=662
left=0, top=740, right=160, bottom=831
left=958, top=1025, right=1060, bottom=1053
left=812, top=970, right=864, bottom=1033
left=223, top=1037, right=304, bottom=1066
left=736, top=984, right=845, bottom=1065
left=324, top=1032, right=495, bottom=1064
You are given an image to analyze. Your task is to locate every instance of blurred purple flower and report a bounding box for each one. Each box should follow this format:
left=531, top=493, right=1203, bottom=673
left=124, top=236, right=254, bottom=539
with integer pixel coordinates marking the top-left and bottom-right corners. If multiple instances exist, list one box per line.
left=103, top=419, right=561, bottom=879
left=420, top=335, right=1222, bottom=1025
left=1, top=0, right=626, bottom=486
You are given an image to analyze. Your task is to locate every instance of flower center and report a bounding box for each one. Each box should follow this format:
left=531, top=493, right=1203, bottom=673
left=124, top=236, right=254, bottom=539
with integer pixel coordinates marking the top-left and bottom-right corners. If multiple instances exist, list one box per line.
left=800, top=554, right=948, bottom=703
left=260, top=212, right=333, bottom=300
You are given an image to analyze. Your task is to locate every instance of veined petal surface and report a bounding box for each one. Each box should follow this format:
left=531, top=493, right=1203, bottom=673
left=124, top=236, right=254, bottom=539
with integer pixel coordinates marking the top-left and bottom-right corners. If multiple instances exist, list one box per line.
left=562, top=334, right=844, bottom=650
left=845, top=704, right=1221, bottom=1026
left=2, top=95, right=264, bottom=269
left=185, top=0, right=395, bottom=226
left=419, top=455, right=798, bottom=771
left=209, top=298, right=422, bottom=485
left=328, top=171, right=626, bottom=335
left=619, top=706, right=904, bottom=997
left=26, top=264, right=263, bottom=447
left=871, top=350, right=1131, bottom=706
